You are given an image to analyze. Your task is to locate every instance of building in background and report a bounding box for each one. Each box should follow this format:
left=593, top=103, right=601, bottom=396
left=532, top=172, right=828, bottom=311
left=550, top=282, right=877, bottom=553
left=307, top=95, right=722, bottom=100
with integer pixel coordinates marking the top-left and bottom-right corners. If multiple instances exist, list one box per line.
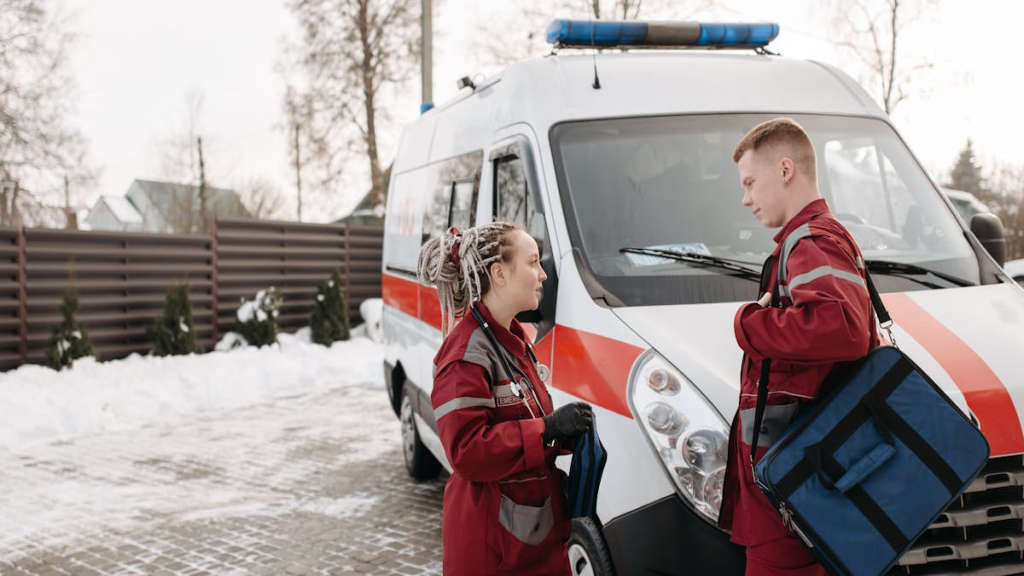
left=86, top=179, right=249, bottom=233
left=333, top=188, right=384, bottom=227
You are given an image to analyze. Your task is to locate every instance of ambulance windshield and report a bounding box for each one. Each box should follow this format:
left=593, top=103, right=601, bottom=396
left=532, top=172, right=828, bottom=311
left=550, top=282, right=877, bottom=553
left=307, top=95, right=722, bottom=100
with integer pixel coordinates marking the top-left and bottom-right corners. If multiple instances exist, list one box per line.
left=551, top=113, right=980, bottom=306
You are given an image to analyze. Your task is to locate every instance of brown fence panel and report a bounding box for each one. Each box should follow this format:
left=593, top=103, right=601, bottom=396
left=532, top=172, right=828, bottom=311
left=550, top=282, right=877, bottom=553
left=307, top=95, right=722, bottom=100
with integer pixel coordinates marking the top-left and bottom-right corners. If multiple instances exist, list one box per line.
left=214, top=219, right=383, bottom=337
left=0, top=218, right=382, bottom=371
left=0, top=227, right=21, bottom=370
left=23, top=228, right=214, bottom=364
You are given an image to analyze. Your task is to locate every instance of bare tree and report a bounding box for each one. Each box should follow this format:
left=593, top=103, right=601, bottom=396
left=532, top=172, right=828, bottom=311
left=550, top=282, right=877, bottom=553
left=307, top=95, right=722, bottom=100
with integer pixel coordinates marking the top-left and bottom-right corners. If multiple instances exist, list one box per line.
left=282, top=0, right=419, bottom=210
left=238, top=177, right=286, bottom=220
left=282, top=84, right=313, bottom=222
left=158, top=90, right=222, bottom=233
left=986, top=163, right=1024, bottom=261
left=0, top=0, right=92, bottom=227
left=828, top=0, right=935, bottom=115
left=160, top=89, right=206, bottom=184
left=470, top=0, right=711, bottom=72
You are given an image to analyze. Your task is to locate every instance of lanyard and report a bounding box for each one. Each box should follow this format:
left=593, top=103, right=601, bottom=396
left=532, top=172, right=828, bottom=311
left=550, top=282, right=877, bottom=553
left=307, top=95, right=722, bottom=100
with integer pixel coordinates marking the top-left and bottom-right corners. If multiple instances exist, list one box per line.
left=469, top=303, right=547, bottom=418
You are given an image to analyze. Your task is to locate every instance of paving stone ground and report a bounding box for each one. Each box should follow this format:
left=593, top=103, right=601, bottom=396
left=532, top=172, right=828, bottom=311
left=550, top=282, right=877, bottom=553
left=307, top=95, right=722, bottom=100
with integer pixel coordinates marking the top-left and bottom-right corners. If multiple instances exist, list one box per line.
left=0, top=383, right=446, bottom=575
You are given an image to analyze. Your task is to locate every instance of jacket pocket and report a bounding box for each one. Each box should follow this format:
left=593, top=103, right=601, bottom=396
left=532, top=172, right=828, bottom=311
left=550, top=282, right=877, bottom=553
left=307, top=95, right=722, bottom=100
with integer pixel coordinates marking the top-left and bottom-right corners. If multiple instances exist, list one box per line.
left=498, top=494, right=554, bottom=545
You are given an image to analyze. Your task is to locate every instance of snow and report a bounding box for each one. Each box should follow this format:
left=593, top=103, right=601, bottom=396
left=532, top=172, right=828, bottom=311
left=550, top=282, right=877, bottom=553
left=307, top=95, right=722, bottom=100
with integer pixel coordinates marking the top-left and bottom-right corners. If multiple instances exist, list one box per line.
left=236, top=299, right=257, bottom=323
left=0, top=329, right=384, bottom=452
left=359, top=298, right=383, bottom=343
left=102, top=195, right=143, bottom=224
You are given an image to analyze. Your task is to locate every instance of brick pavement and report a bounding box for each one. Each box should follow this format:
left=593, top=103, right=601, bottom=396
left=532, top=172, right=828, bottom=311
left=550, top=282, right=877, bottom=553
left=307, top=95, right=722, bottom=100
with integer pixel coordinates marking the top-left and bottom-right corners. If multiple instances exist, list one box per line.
left=0, top=383, right=446, bottom=575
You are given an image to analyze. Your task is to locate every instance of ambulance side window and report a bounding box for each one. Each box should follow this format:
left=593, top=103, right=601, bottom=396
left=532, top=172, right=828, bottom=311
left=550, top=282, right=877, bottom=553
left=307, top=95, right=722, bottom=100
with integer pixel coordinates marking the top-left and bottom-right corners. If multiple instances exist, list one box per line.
left=495, top=156, right=548, bottom=255
left=422, top=184, right=452, bottom=243
left=449, top=180, right=476, bottom=230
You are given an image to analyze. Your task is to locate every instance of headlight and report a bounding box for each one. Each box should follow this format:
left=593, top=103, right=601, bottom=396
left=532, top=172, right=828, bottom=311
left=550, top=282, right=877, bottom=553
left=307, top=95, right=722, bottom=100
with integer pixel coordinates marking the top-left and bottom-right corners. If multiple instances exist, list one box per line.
left=628, top=349, right=730, bottom=525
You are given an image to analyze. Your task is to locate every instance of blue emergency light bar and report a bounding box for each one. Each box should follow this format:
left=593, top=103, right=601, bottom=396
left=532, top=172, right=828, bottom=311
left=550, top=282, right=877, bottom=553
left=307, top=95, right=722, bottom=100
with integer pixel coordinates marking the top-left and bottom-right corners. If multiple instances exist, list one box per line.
left=546, top=20, right=780, bottom=49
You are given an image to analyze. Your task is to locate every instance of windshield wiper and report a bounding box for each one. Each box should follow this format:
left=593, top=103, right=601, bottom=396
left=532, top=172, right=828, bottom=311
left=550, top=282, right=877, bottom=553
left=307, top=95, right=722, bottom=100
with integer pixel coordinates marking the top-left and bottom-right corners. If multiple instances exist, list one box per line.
left=619, top=247, right=761, bottom=281
left=864, top=259, right=973, bottom=289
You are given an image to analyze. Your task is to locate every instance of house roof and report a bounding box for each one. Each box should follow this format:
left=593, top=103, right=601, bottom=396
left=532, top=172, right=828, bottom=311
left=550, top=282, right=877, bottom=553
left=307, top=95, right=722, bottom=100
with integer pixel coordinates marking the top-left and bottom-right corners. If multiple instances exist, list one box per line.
left=101, top=195, right=143, bottom=224
left=130, top=179, right=247, bottom=216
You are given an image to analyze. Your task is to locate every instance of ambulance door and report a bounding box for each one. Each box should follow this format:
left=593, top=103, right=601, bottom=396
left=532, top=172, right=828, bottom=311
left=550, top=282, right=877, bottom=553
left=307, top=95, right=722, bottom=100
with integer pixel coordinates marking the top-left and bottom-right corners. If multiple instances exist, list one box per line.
left=489, top=135, right=557, bottom=343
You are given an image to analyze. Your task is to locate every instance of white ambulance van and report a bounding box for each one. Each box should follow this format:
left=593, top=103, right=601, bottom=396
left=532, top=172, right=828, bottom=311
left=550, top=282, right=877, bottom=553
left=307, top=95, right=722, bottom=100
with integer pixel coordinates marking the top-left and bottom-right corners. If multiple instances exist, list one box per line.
left=381, top=20, right=1024, bottom=576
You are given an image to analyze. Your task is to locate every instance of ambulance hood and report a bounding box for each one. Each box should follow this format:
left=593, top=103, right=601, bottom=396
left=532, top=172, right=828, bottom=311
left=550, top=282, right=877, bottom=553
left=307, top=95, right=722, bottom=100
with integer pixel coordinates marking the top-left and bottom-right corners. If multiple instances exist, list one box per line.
left=613, top=283, right=1024, bottom=457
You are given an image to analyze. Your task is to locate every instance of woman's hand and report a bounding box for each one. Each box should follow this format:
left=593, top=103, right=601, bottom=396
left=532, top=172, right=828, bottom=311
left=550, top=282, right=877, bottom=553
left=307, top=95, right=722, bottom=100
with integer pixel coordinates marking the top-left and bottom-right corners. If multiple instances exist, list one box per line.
left=541, top=402, right=593, bottom=444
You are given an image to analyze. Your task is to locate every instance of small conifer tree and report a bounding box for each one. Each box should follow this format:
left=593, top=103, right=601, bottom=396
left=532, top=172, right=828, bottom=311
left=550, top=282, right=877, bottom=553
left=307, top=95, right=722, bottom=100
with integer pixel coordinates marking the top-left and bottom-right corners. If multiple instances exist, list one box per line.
left=148, top=283, right=198, bottom=356
left=311, top=269, right=350, bottom=346
left=237, top=287, right=281, bottom=347
left=47, top=283, right=94, bottom=370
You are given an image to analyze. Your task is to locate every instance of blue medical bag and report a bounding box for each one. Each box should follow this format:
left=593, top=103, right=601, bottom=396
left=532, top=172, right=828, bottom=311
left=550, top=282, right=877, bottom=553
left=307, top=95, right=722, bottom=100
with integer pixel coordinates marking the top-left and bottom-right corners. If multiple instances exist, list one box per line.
left=752, top=272, right=989, bottom=576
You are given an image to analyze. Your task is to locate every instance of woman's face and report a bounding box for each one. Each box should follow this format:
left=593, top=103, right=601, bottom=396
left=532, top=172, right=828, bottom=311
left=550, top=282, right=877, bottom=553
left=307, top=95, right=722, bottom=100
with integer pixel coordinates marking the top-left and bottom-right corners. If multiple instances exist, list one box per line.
left=493, top=230, right=547, bottom=314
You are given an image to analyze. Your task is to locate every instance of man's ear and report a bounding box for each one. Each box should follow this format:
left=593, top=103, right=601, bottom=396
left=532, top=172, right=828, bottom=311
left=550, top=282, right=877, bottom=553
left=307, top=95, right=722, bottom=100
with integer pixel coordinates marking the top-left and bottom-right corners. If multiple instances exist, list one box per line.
left=780, top=157, right=795, bottom=184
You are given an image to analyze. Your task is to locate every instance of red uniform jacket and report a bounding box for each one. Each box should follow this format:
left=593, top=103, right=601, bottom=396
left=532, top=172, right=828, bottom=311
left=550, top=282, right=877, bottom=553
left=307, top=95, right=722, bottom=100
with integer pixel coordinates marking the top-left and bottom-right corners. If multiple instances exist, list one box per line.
left=720, top=199, right=881, bottom=546
left=431, top=302, right=570, bottom=575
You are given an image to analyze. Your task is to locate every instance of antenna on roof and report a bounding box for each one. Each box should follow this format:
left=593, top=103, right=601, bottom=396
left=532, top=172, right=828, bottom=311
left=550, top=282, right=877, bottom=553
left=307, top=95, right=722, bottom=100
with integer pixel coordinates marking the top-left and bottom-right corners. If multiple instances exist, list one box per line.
left=590, top=17, right=602, bottom=90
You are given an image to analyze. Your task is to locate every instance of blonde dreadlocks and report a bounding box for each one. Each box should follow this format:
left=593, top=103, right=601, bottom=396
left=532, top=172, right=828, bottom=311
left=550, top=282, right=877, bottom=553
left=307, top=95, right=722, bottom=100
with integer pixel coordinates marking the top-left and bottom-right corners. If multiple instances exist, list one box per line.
left=417, top=221, right=521, bottom=334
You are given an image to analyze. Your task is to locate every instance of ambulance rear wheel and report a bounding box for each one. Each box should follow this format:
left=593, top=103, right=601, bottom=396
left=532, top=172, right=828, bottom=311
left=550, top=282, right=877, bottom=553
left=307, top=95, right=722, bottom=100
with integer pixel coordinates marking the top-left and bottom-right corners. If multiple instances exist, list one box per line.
left=400, top=386, right=441, bottom=480
left=568, top=517, right=615, bottom=576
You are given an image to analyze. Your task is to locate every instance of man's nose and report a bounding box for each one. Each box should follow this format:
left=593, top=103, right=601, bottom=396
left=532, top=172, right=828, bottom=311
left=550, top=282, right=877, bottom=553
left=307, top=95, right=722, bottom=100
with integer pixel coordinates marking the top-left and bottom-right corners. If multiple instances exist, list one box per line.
left=742, top=189, right=752, bottom=206
left=539, top=268, right=548, bottom=281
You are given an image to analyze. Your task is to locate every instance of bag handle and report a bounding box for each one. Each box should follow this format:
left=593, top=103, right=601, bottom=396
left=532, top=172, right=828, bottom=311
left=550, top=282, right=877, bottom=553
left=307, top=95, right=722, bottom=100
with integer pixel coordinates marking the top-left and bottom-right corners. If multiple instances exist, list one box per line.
left=805, top=396, right=898, bottom=493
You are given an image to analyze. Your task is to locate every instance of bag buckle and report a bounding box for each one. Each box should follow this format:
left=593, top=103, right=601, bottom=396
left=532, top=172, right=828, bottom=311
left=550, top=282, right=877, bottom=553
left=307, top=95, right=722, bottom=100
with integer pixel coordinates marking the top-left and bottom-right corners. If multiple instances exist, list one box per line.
left=880, top=320, right=897, bottom=348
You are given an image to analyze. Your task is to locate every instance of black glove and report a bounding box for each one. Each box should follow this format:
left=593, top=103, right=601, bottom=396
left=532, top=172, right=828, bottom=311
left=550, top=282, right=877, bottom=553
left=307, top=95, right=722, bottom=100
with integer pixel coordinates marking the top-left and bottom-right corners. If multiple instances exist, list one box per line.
left=542, top=402, right=593, bottom=444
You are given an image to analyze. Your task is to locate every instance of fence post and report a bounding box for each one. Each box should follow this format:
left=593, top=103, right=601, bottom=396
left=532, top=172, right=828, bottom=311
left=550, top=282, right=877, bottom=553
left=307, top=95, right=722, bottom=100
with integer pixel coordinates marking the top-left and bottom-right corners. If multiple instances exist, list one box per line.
left=17, top=227, right=27, bottom=364
left=343, top=226, right=351, bottom=308
left=210, top=219, right=219, bottom=348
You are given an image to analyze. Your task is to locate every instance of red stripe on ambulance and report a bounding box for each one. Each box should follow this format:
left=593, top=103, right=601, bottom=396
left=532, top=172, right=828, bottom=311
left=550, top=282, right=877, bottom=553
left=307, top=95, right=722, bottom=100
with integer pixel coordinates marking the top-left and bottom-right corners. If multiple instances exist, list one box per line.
left=883, top=292, right=1024, bottom=456
left=550, top=325, right=644, bottom=419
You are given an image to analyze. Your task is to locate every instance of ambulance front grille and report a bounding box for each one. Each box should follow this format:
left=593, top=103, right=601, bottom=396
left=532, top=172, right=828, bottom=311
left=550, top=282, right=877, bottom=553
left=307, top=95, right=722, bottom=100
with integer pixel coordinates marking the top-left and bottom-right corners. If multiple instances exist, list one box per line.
left=890, top=455, right=1024, bottom=575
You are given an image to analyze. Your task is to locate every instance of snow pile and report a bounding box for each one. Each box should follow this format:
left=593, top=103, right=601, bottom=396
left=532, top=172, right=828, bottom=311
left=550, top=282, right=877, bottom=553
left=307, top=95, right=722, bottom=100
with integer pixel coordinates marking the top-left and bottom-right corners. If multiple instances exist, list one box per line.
left=359, top=298, right=383, bottom=343
left=0, top=331, right=385, bottom=452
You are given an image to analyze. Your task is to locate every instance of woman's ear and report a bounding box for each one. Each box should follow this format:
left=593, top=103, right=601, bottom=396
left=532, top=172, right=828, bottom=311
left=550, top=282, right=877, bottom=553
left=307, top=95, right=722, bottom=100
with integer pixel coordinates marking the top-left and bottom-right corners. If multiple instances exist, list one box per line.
left=489, top=260, right=505, bottom=288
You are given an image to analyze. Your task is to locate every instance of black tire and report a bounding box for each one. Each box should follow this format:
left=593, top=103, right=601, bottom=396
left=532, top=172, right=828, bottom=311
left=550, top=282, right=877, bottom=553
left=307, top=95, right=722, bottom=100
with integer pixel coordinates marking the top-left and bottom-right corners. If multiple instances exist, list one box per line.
left=568, top=517, right=616, bottom=576
left=400, top=386, right=441, bottom=480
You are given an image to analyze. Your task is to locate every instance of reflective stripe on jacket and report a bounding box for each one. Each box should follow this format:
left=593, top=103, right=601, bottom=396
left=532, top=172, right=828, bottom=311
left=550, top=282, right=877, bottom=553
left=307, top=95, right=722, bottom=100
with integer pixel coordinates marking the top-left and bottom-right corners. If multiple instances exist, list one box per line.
left=431, top=301, right=570, bottom=575
left=719, top=198, right=882, bottom=546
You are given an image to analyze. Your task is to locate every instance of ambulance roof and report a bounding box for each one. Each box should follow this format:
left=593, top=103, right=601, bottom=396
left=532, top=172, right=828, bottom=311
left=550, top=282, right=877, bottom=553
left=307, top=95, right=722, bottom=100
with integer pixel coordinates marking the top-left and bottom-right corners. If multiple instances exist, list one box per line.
left=394, top=51, right=884, bottom=173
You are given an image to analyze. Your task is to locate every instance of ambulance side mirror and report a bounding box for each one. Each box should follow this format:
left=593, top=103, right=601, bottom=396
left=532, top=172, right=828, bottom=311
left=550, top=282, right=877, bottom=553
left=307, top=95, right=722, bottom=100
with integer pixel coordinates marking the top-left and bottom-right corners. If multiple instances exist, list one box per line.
left=970, top=213, right=1006, bottom=267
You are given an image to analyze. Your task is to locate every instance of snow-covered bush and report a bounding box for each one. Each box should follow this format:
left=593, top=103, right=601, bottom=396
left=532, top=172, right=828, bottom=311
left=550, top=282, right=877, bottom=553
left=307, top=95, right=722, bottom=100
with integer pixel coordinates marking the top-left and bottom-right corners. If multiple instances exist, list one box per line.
left=148, top=283, right=197, bottom=356
left=47, top=283, right=94, bottom=370
left=310, top=270, right=349, bottom=346
left=236, top=287, right=281, bottom=347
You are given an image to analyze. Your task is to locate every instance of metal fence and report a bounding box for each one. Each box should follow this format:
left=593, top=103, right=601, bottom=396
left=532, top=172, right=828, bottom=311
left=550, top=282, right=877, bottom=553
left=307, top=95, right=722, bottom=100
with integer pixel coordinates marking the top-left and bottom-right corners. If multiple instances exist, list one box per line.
left=0, top=219, right=383, bottom=372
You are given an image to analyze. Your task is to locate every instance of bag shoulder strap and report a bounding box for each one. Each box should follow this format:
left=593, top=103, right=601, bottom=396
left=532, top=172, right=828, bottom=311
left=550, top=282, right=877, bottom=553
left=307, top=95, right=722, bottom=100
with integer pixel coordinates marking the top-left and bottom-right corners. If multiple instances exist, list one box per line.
left=750, top=236, right=891, bottom=467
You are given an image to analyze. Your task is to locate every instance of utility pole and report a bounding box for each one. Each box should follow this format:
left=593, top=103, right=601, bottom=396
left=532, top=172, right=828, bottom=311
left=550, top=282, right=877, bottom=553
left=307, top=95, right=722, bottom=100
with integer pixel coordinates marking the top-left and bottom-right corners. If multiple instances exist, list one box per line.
left=197, top=136, right=208, bottom=232
left=0, top=180, right=12, bottom=226
left=63, top=175, right=77, bottom=230
left=294, top=122, right=302, bottom=222
left=421, top=0, right=432, bottom=110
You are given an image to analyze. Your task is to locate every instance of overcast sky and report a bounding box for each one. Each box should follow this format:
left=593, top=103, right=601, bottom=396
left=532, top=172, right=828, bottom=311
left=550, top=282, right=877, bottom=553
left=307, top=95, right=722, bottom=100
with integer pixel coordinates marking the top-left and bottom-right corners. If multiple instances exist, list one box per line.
left=65, top=0, right=1024, bottom=221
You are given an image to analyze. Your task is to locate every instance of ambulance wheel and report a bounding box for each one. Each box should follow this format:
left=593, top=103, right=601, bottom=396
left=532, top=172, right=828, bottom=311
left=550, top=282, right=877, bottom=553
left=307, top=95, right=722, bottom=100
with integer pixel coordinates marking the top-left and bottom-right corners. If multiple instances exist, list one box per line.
left=400, top=386, right=441, bottom=480
left=568, top=517, right=615, bottom=576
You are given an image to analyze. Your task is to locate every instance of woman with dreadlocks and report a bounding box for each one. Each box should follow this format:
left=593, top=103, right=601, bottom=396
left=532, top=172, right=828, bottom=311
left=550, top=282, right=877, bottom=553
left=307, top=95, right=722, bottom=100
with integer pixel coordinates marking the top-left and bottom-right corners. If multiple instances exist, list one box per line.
left=418, top=221, right=593, bottom=575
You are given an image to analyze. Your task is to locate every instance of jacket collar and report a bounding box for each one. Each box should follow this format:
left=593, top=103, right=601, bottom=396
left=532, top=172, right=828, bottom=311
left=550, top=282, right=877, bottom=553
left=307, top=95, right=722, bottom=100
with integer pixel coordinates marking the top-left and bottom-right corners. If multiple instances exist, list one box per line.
left=474, top=301, right=527, bottom=359
left=772, top=198, right=831, bottom=248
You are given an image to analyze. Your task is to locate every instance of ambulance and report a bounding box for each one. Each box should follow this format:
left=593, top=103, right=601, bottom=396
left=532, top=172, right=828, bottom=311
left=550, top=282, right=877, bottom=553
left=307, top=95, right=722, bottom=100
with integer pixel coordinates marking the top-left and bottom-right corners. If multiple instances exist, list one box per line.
left=381, top=20, right=1024, bottom=576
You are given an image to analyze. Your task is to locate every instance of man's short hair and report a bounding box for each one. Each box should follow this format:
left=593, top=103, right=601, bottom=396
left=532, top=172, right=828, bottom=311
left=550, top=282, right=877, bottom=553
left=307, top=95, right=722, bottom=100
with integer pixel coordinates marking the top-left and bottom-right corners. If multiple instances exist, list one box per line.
left=732, top=117, right=817, bottom=181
